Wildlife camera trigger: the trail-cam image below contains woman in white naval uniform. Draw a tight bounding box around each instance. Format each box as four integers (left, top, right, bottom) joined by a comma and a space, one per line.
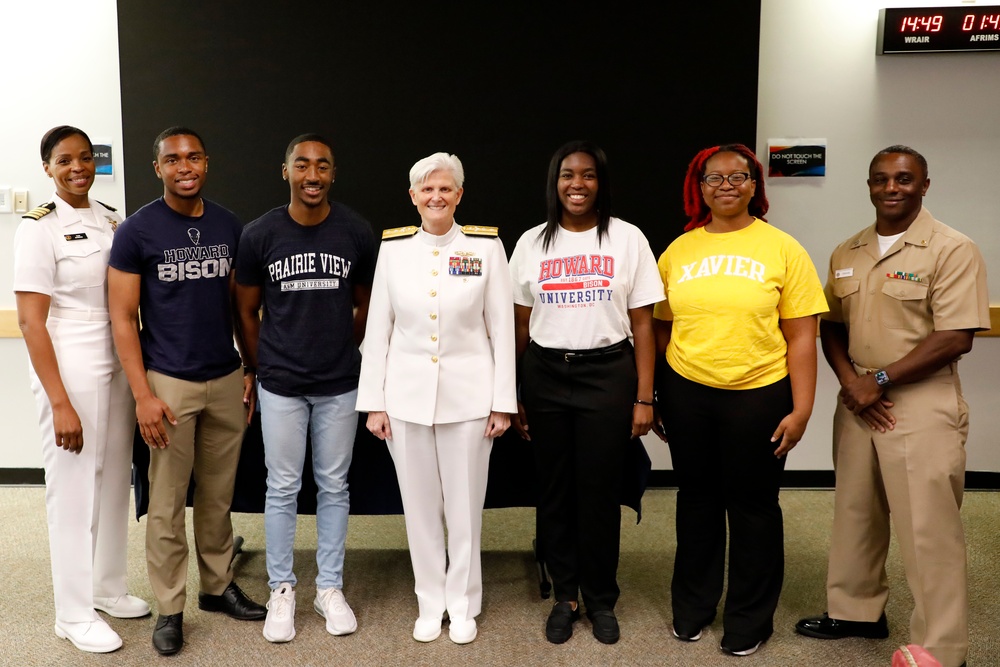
357, 152, 516, 645
14, 126, 149, 653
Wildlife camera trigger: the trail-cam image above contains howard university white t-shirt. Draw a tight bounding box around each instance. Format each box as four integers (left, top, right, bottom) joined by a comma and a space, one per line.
509, 217, 664, 350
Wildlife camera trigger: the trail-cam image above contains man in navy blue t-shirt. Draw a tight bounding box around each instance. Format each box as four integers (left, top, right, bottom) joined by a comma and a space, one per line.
235, 134, 376, 644
108, 127, 265, 657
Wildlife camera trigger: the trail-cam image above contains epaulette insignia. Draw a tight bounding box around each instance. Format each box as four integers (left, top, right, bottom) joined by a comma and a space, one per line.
95, 200, 117, 212
382, 225, 419, 240
460, 225, 498, 237
22, 202, 56, 221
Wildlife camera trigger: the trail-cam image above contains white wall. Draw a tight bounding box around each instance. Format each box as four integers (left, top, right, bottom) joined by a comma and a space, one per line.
0, 0, 125, 467
1, 0, 997, 473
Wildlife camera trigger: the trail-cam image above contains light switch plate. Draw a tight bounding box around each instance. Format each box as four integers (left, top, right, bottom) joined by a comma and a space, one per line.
13, 190, 28, 214
0, 186, 11, 213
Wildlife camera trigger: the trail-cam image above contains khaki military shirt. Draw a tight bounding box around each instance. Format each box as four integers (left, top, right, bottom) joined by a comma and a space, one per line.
823, 206, 989, 370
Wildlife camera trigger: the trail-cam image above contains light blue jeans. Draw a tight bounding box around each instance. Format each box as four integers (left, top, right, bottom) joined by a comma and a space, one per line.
259, 386, 358, 590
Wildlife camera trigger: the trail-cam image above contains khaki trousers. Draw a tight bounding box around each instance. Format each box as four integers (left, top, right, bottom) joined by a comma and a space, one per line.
145, 368, 246, 614
826, 367, 968, 667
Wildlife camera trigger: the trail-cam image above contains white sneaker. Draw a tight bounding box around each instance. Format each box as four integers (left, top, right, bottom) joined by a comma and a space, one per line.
54, 618, 123, 653
448, 618, 477, 644
263, 583, 296, 643
413, 616, 443, 642
94, 594, 151, 619
314, 588, 357, 636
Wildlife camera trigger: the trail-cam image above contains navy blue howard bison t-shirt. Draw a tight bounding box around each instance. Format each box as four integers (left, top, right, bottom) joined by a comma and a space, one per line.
109, 198, 243, 382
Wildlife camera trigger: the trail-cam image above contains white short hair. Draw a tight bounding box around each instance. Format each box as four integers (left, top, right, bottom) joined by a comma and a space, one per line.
409, 152, 464, 189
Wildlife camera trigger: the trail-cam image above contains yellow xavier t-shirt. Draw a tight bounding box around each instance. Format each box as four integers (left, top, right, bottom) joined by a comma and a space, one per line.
653, 219, 828, 389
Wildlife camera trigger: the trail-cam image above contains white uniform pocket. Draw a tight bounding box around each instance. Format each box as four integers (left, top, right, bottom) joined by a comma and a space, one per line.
59, 240, 106, 288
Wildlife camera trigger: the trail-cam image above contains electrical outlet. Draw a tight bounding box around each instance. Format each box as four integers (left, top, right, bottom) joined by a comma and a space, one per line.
0, 186, 11, 213
13, 190, 28, 214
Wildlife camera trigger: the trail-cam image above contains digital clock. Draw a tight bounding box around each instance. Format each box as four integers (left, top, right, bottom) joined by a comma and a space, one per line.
878, 6, 1000, 54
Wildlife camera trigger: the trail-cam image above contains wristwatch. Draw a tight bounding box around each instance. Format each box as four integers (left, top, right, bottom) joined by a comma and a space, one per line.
873, 369, 891, 387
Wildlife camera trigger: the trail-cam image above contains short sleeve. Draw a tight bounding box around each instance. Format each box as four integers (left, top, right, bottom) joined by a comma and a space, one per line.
234, 224, 264, 286
929, 239, 990, 331
820, 252, 844, 323
626, 227, 666, 309
652, 249, 673, 321
354, 217, 378, 288
13, 220, 56, 295
509, 232, 535, 307
108, 219, 144, 274
777, 240, 828, 319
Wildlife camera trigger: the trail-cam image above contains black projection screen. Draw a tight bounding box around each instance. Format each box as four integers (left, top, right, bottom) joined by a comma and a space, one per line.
117, 3, 761, 256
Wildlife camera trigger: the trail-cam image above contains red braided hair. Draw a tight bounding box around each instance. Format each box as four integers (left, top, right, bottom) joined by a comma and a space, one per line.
682, 143, 768, 231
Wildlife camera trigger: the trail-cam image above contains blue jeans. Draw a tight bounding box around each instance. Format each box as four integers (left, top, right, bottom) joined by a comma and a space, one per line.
259, 386, 358, 590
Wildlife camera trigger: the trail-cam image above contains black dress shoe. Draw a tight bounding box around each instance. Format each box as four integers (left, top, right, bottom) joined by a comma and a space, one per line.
198, 582, 266, 621
795, 612, 889, 639
152, 612, 183, 656
545, 601, 580, 644
588, 609, 620, 645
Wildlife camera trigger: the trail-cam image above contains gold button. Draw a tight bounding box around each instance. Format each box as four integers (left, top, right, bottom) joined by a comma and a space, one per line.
430, 290, 437, 297
431, 356, 438, 363
432, 249, 440, 256
431, 335, 438, 341
431, 269, 438, 276
430, 313, 437, 320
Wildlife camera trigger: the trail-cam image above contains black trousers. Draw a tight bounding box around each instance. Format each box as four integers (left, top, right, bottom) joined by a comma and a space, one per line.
522, 341, 636, 612
658, 365, 790, 644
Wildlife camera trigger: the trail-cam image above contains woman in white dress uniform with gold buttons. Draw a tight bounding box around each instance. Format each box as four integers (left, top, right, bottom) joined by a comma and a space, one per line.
14, 126, 149, 653
357, 152, 516, 645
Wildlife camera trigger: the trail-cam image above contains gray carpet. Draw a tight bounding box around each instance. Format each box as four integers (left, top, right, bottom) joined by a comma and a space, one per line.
1, 487, 997, 666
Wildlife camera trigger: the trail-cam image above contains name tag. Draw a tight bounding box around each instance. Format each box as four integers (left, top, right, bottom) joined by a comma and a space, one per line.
834, 268, 853, 279
64, 233, 89, 241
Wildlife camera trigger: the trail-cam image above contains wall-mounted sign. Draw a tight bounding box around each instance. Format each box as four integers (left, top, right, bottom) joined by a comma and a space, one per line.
93, 139, 113, 178
878, 6, 1000, 54
767, 139, 826, 178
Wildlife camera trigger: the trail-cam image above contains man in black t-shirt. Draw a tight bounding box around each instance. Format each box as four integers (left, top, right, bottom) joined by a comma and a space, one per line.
109, 127, 265, 657
234, 134, 376, 644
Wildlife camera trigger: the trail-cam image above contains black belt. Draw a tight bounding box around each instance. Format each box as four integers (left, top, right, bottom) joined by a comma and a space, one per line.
530, 339, 629, 363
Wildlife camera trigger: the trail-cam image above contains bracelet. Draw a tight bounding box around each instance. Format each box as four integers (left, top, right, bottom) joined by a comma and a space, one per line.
243, 366, 257, 375
634, 399, 654, 406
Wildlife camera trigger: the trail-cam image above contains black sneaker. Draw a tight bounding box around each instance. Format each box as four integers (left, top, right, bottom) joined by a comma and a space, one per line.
588, 609, 620, 645
720, 631, 770, 657
672, 614, 714, 642
720, 638, 763, 656
545, 601, 580, 644
672, 623, 704, 642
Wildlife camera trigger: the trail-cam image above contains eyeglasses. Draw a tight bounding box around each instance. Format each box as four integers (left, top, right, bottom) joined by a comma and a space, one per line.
702, 172, 751, 187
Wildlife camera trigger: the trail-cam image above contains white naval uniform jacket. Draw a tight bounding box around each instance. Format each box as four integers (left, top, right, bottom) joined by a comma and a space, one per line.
356, 222, 517, 426
14, 193, 123, 314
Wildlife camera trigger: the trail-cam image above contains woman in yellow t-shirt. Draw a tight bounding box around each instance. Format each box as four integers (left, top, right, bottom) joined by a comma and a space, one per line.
653, 144, 827, 657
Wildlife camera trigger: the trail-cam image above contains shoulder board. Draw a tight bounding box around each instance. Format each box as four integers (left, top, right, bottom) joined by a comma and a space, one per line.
94, 200, 117, 212
22, 202, 56, 221
382, 225, 419, 240
460, 225, 498, 237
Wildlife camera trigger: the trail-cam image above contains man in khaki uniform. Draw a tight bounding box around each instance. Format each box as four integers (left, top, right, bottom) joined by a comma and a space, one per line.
795, 146, 988, 667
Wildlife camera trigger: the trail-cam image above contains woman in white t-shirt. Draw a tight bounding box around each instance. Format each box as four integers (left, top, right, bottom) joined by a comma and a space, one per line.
14, 126, 149, 653
509, 140, 664, 645
653, 144, 827, 657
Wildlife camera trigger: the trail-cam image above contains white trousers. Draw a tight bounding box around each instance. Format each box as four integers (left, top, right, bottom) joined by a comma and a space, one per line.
386, 417, 492, 623
30, 317, 135, 623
